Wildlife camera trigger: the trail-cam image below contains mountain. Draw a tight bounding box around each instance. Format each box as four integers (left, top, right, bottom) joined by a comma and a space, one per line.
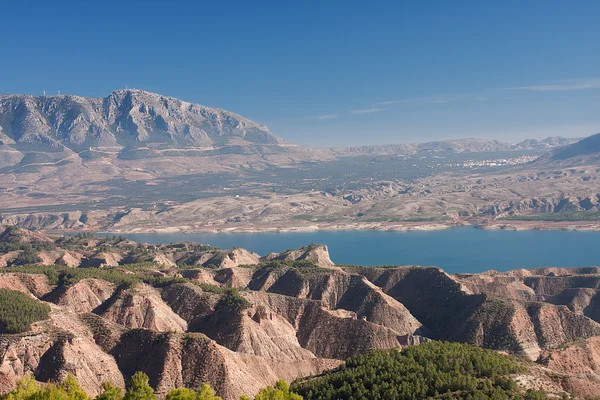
0, 90, 282, 150
512, 136, 582, 151
0, 90, 334, 209
548, 132, 600, 161
526, 133, 600, 167
0, 90, 579, 168
0, 228, 598, 398
0, 89, 337, 177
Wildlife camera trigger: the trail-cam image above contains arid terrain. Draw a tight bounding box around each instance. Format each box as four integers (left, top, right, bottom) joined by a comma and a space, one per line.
1, 90, 599, 233
1, 226, 600, 398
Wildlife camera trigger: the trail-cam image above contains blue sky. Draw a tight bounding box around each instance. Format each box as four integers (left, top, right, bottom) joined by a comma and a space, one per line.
1, 0, 599, 147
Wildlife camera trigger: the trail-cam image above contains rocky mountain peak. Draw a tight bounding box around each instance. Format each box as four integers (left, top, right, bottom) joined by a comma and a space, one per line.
0, 90, 283, 150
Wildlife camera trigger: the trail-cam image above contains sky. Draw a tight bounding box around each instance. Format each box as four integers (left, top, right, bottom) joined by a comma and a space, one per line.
1, 0, 599, 147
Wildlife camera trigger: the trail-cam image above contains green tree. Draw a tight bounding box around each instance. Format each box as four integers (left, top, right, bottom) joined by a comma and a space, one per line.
0, 288, 51, 333
197, 384, 221, 400
4, 376, 40, 400
11, 245, 41, 266
123, 373, 156, 400
40, 384, 71, 400
254, 381, 301, 400
61, 374, 88, 400
292, 341, 548, 400
95, 382, 123, 400
165, 388, 196, 400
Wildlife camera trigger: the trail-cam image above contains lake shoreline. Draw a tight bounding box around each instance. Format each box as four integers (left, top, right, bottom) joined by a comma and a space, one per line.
92, 226, 600, 273
83, 219, 600, 235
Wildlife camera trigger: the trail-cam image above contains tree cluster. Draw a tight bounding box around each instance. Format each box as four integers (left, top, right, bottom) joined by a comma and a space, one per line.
292, 341, 550, 400
0, 289, 51, 333
1, 373, 297, 400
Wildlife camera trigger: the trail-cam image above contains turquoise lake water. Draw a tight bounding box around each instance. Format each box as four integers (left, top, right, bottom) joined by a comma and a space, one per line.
120, 227, 600, 274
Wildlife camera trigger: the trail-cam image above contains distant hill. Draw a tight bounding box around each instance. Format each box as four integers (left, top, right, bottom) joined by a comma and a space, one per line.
529, 133, 600, 165
330, 136, 580, 156
513, 136, 582, 151
549, 132, 600, 161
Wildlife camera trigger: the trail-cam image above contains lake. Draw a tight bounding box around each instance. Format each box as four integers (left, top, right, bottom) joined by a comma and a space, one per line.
118, 227, 600, 274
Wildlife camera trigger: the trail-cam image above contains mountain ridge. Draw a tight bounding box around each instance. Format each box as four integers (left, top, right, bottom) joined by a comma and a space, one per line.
0, 90, 597, 232
0, 89, 581, 154
0, 89, 283, 151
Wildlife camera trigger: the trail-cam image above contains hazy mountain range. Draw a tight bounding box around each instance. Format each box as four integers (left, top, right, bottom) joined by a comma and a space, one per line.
0, 90, 599, 231
0, 90, 583, 165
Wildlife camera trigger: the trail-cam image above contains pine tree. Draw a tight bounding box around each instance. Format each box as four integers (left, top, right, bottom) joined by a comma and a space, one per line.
95, 382, 123, 400
165, 388, 196, 400
254, 380, 302, 400
197, 384, 221, 400
123, 372, 156, 400
61, 374, 88, 400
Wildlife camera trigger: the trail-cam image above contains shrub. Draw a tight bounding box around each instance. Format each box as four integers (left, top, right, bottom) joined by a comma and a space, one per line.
216, 289, 251, 311
10, 246, 41, 267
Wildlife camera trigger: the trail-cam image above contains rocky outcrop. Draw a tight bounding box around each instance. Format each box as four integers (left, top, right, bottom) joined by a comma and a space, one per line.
99, 284, 187, 332
527, 303, 600, 349
247, 292, 404, 360
547, 288, 597, 313
538, 337, 600, 398
0, 307, 125, 397
0, 226, 54, 245
44, 279, 117, 313
250, 268, 422, 336
347, 266, 600, 360
347, 266, 482, 339
213, 267, 255, 288
198, 302, 316, 362
262, 244, 335, 268
113, 330, 337, 399
181, 269, 219, 285
160, 283, 218, 331
0, 333, 54, 393
455, 272, 538, 301
0, 273, 52, 298
55, 250, 85, 268
36, 337, 125, 397
81, 252, 123, 268
222, 249, 261, 268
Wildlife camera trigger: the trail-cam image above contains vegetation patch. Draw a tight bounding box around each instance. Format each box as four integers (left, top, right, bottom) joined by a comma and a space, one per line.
0, 265, 186, 289
257, 260, 331, 275
0, 289, 51, 333
216, 288, 251, 311
292, 341, 549, 400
